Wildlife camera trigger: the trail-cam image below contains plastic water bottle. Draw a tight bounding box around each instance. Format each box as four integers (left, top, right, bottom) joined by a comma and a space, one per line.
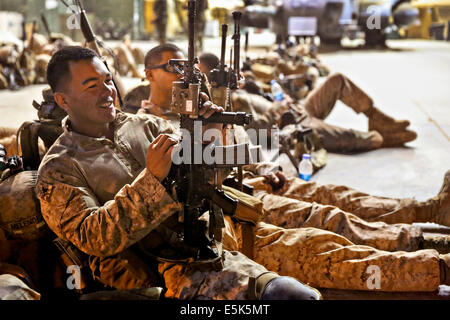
270, 80, 284, 101
299, 154, 313, 181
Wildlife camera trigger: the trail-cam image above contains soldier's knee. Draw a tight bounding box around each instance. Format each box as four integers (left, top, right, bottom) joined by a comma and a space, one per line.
329, 72, 345, 83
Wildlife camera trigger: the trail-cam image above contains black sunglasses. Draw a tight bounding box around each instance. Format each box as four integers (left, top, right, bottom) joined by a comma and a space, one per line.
146, 62, 178, 74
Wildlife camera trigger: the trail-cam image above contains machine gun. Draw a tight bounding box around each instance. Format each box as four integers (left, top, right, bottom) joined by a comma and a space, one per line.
271, 122, 313, 175
71, 0, 124, 108
164, 0, 256, 262
209, 24, 230, 110
242, 30, 252, 72
0, 144, 23, 181
228, 11, 242, 91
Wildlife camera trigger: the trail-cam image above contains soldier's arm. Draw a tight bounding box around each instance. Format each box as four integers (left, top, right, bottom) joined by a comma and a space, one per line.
242, 162, 282, 177
231, 91, 286, 130
36, 161, 182, 258
36, 116, 181, 258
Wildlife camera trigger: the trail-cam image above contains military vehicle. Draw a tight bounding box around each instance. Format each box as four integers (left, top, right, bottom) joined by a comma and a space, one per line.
356, 0, 419, 45
240, 0, 419, 45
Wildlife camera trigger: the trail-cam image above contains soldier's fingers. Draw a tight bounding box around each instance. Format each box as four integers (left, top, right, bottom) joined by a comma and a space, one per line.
151, 134, 165, 145
152, 134, 170, 150
164, 144, 176, 157
161, 137, 178, 153
275, 171, 287, 183
199, 92, 210, 103
203, 104, 223, 119
199, 101, 212, 116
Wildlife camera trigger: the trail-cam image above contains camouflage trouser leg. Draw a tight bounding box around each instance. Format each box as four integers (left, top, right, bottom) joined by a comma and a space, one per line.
252, 222, 440, 292
89, 249, 161, 290
300, 117, 377, 152
158, 250, 268, 300
244, 178, 423, 252
303, 72, 373, 119
300, 72, 376, 152
280, 177, 431, 225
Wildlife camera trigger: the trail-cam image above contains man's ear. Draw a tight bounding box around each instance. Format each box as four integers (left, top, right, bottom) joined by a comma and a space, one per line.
145, 69, 153, 81
53, 92, 70, 113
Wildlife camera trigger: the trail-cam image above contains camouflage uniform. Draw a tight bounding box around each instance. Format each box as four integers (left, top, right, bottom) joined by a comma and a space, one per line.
221, 175, 445, 291
36, 112, 271, 299
0, 127, 18, 156
136, 106, 446, 292
153, 0, 168, 45
114, 43, 142, 78
233, 73, 386, 153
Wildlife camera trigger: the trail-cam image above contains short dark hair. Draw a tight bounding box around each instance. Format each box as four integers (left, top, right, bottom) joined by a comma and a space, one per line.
199, 52, 219, 71
144, 43, 181, 69
46, 46, 98, 92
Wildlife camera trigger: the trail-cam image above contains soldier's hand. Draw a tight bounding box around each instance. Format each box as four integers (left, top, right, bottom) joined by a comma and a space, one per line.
146, 134, 178, 181
264, 170, 288, 192
199, 92, 224, 118
199, 92, 224, 143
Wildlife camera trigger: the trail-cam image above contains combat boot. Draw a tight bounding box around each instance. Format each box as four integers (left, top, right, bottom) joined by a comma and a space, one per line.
379, 129, 417, 147
439, 253, 450, 285
367, 107, 410, 133
416, 170, 450, 226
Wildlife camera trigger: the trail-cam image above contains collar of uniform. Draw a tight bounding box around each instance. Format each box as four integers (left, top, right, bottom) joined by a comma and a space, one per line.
60, 111, 129, 150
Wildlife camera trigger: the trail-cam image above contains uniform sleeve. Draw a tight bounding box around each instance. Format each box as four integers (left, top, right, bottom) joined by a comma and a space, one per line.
36, 159, 182, 258
231, 91, 289, 130
242, 162, 282, 177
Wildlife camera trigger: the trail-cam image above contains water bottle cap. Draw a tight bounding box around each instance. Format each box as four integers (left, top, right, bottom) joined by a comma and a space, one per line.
270, 80, 276, 85
302, 154, 311, 160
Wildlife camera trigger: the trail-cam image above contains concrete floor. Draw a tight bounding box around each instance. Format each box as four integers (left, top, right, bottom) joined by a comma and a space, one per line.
313, 40, 450, 201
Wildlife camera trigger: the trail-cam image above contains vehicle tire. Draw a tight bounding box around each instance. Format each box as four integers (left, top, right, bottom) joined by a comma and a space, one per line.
364, 29, 386, 46
321, 37, 341, 46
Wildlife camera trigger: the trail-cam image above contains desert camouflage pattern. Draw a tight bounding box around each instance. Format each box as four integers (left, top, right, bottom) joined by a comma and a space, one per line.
222, 211, 441, 291
252, 223, 440, 292
233, 72, 383, 152
244, 176, 424, 252
160, 250, 268, 299
36, 111, 272, 298
114, 43, 143, 78
0, 127, 18, 156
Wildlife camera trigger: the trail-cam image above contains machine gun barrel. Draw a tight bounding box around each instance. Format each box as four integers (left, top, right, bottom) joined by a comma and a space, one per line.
244, 31, 249, 59
232, 11, 242, 75
220, 24, 228, 74
186, 0, 197, 84
209, 24, 229, 90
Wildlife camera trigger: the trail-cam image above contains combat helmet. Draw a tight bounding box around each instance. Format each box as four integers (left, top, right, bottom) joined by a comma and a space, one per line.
0, 170, 51, 241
